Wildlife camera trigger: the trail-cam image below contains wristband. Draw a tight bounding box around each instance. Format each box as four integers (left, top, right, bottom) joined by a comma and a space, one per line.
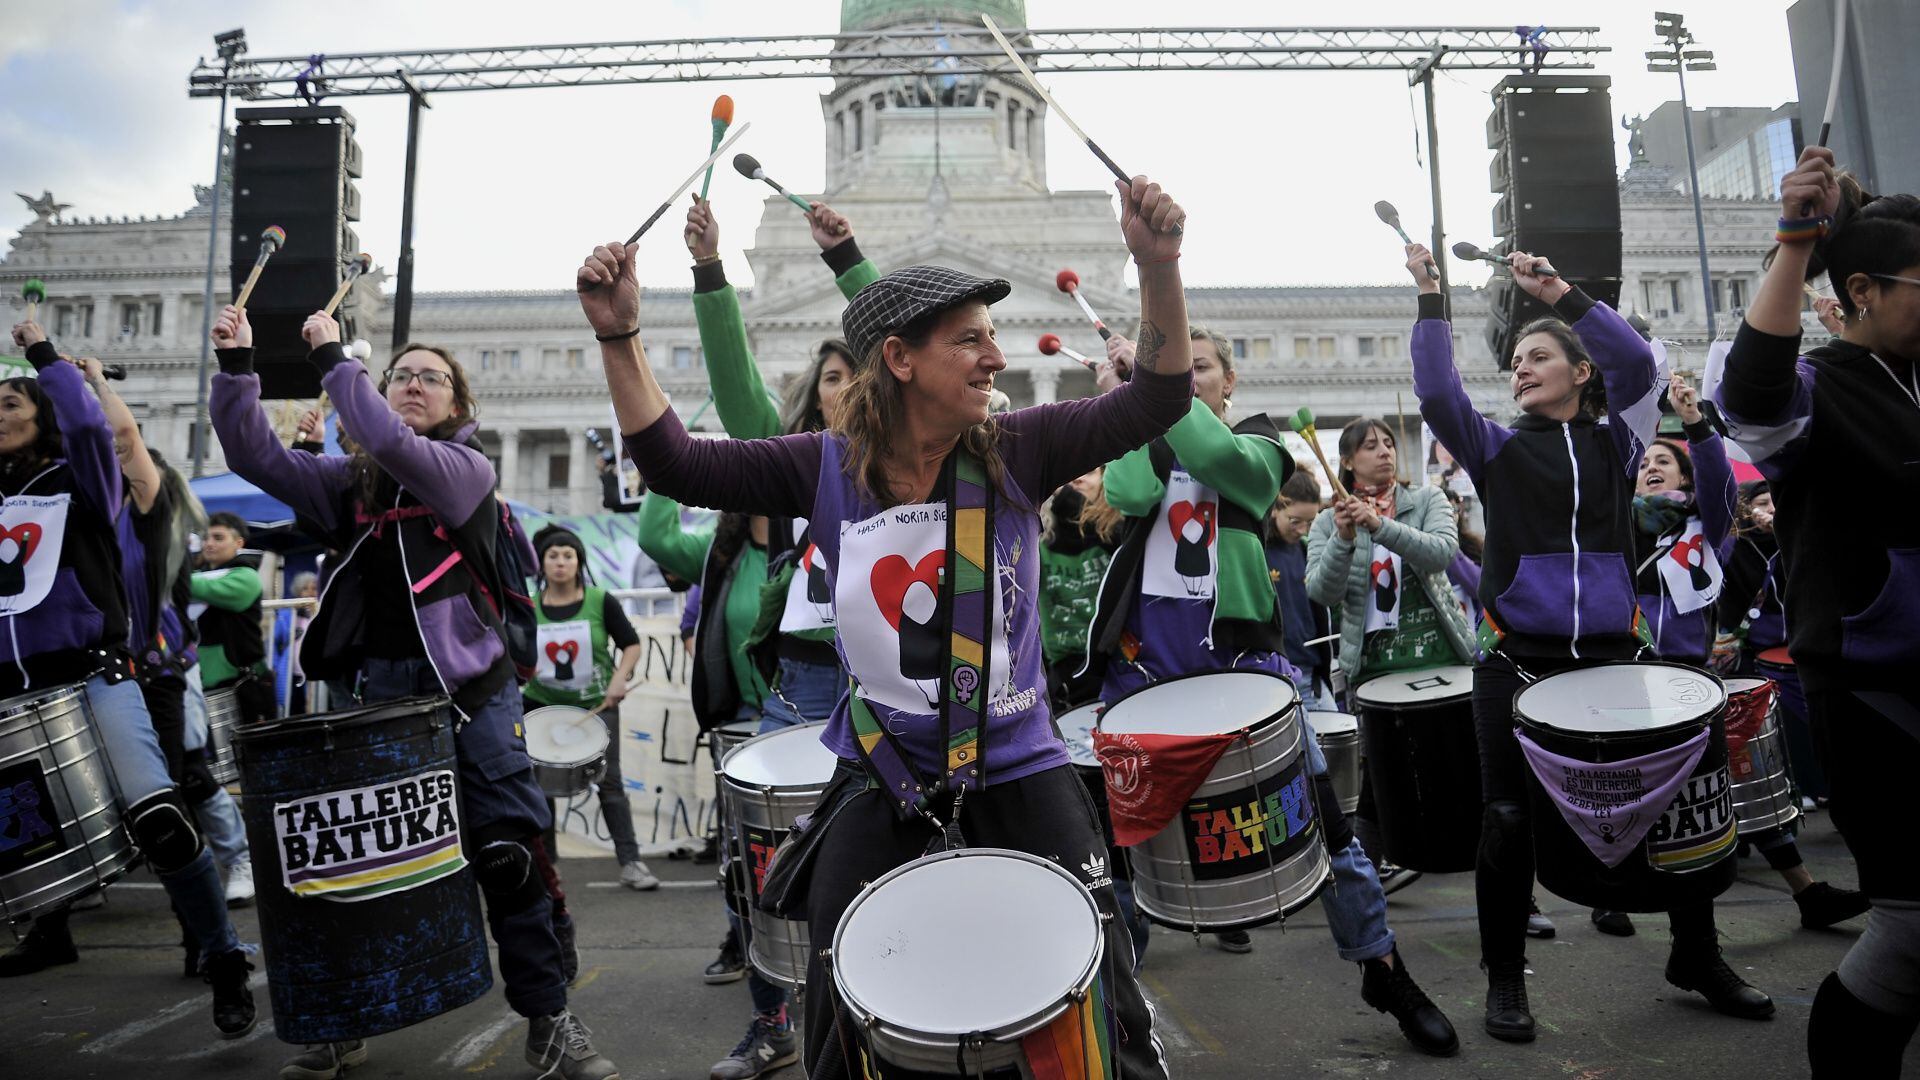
595, 326, 641, 343
1776, 215, 1830, 244
692, 253, 720, 266
1134, 253, 1181, 265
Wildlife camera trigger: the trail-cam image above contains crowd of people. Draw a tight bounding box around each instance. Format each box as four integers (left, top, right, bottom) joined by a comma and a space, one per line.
1, 142, 1914, 1080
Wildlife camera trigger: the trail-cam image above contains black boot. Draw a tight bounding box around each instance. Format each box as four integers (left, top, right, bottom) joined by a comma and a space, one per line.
181, 924, 202, 979
0, 911, 77, 976
1795, 882, 1871, 929
704, 927, 746, 984
1360, 949, 1458, 1056
1809, 971, 1920, 1079
1591, 908, 1636, 936
203, 947, 258, 1038
1482, 961, 1535, 1043
1665, 939, 1774, 1020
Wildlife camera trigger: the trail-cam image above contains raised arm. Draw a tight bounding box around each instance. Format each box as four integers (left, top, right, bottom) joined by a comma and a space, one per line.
15, 328, 120, 520
1404, 245, 1509, 491
209, 306, 351, 533
79, 358, 161, 514
636, 489, 715, 585
1101, 441, 1166, 517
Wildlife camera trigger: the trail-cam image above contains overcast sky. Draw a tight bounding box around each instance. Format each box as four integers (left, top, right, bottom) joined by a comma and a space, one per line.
0, 1, 1807, 293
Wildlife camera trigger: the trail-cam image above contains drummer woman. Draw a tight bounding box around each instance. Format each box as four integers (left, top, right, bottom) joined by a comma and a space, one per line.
523, 526, 652, 890
1404, 241, 1774, 1042
1090, 328, 1459, 1056
208, 309, 617, 1080
590, 175, 1189, 1080
0, 323, 255, 1035
1039, 466, 1122, 711
1713, 147, 1920, 1074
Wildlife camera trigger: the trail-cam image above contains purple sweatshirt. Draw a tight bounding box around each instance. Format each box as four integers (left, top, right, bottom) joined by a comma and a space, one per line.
625, 366, 1192, 785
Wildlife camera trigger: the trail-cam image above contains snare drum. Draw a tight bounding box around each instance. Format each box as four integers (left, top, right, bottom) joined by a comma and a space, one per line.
720, 722, 838, 989
1353, 666, 1481, 872
0, 686, 137, 926
204, 687, 241, 785
1055, 701, 1103, 779
710, 719, 761, 770
1098, 670, 1330, 931
1723, 678, 1799, 835
1308, 712, 1362, 816
1515, 663, 1736, 913
236, 696, 492, 1042
831, 848, 1105, 1076
523, 706, 609, 798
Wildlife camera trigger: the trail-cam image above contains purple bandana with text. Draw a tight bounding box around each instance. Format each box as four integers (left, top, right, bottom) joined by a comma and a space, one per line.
1514, 726, 1712, 867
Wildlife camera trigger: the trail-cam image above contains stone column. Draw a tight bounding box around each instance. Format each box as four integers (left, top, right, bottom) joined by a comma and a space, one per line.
1029, 364, 1059, 405
568, 429, 593, 514
498, 428, 522, 501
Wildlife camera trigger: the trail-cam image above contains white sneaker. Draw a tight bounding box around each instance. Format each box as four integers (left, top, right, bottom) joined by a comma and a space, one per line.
225, 857, 256, 907
620, 861, 660, 892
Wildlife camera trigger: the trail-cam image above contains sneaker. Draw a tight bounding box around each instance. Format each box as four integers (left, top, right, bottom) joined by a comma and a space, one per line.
705, 929, 747, 984
1377, 864, 1424, 897
1215, 929, 1254, 954
204, 947, 258, 1038
1526, 897, 1556, 939
1482, 962, 1536, 1043
1360, 949, 1459, 1056
1591, 908, 1636, 937
225, 857, 257, 907
280, 1040, 369, 1080
1795, 882, 1871, 929
554, 910, 580, 985
0, 916, 78, 977
525, 1009, 620, 1080
620, 861, 661, 892
1665, 942, 1775, 1020
691, 833, 720, 865
710, 1010, 798, 1079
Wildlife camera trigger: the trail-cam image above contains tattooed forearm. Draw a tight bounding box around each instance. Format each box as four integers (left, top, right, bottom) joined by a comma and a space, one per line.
1134, 320, 1168, 374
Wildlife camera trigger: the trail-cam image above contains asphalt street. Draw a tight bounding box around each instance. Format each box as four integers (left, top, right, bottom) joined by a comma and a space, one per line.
4, 811, 1908, 1079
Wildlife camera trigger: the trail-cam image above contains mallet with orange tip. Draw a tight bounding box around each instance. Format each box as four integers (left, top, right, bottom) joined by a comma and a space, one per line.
1289, 407, 1350, 501
700, 95, 734, 203
322, 253, 373, 318
234, 225, 286, 310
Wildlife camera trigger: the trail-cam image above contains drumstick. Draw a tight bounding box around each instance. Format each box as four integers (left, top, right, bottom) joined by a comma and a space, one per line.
627, 122, 753, 244
1375, 201, 1438, 280
1289, 407, 1350, 502
700, 95, 733, 202
1055, 269, 1111, 340
1816, 0, 1849, 149
1036, 333, 1097, 371
234, 225, 286, 311
321, 253, 373, 318
21, 278, 44, 324
1396, 393, 1411, 486
981, 14, 1181, 237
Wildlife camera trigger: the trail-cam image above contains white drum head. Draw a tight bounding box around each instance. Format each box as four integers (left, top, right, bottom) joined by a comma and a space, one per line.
834, 849, 1101, 1037
1516, 664, 1725, 734
1057, 703, 1103, 769
1310, 712, 1359, 738
1354, 665, 1474, 707
1724, 678, 1769, 696
722, 722, 838, 789
717, 719, 761, 739
524, 707, 609, 766
1100, 671, 1297, 738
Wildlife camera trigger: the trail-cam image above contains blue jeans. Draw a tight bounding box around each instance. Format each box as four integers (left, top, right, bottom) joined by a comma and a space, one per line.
361, 659, 566, 1017
180, 665, 250, 868
757, 656, 841, 731
1300, 713, 1396, 963
85, 675, 239, 959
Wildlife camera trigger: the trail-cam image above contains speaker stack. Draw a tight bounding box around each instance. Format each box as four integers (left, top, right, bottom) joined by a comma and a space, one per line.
1483, 75, 1623, 369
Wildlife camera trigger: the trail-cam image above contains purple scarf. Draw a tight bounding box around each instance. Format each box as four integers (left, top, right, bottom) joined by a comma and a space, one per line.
1514, 725, 1712, 867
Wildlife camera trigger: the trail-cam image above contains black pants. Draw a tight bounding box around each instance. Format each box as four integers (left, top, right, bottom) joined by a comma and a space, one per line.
140, 676, 218, 803
802, 764, 1169, 1080
1473, 654, 1716, 969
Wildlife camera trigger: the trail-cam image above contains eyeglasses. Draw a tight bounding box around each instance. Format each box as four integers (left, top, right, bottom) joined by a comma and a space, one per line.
385, 368, 453, 390
1869, 274, 1920, 289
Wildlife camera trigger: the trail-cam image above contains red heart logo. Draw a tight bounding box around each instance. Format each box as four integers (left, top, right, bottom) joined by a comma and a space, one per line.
544, 640, 578, 664
0, 523, 42, 566
1166, 501, 1216, 546
871, 551, 944, 632
1669, 534, 1705, 570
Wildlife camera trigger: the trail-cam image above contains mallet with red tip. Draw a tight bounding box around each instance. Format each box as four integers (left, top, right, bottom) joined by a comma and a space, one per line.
1056, 268, 1110, 340
1037, 333, 1097, 371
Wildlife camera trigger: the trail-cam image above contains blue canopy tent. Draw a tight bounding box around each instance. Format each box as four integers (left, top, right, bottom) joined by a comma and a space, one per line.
189, 471, 300, 531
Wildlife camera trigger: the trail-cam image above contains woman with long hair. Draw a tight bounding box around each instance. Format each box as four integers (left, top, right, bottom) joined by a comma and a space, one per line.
1406, 240, 1774, 1042
209, 307, 617, 1080
587, 174, 1190, 1080
1714, 146, 1920, 1075
0, 324, 254, 1038
1039, 466, 1123, 710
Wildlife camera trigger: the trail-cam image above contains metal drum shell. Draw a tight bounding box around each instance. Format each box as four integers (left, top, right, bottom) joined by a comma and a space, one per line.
1724, 679, 1800, 836
830, 848, 1103, 1075
204, 687, 241, 785
1354, 668, 1483, 873
720, 722, 835, 990
523, 706, 609, 799
0, 686, 136, 925
1101, 670, 1331, 933
1309, 712, 1363, 816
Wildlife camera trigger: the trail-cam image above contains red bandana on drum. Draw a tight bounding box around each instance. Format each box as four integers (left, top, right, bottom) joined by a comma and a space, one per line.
1093, 728, 1239, 847
1723, 681, 1775, 774
1513, 725, 1712, 868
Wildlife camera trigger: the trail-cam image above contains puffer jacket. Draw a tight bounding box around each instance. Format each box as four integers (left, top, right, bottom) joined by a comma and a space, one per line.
1305, 481, 1475, 680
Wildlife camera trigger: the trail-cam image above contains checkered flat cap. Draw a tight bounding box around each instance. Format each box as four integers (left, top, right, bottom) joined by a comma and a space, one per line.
841, 265, 1012, 365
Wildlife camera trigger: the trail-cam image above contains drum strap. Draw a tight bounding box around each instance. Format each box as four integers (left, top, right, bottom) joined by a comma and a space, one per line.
846, 450, 994, 827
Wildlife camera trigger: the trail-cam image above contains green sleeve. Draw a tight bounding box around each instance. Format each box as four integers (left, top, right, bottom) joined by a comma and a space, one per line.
693, 284, 783, 441
1102, 442, 1164, 517
189, 566, 262, 611
837, 258, 881, 299
1162, 399, 1288, 516
636, 491, 715, 584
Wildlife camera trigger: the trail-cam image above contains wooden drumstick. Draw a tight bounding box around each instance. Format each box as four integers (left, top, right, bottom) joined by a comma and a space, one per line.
322, 253, 373, 318
1289, 407, 1350, 502
234, 226, 286, 311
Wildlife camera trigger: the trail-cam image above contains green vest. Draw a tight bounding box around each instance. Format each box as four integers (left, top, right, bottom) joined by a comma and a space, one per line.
525, 586, 612, 709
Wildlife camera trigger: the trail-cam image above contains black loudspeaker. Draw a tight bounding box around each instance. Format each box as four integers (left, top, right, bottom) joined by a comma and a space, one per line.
230, 106, 362, 398
1483, 75, 1622, 369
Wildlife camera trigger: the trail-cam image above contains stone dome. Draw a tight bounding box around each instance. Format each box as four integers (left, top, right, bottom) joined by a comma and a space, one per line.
840, 0, 1027, 32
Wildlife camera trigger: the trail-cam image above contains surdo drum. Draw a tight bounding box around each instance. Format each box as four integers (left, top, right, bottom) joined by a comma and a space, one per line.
1308, 712, 1362, 816
1353, 665, 1481, 872
710, 718, 761, 770
1722, 678, 1799, 835
831, 848, 1106, 1076
720, 722, 838, 989
1515, 663, 1736, 913
0, 686, 137, 926
204, 686, 242, 785
1098, 670, 1330, 931
522, 706, 609, 798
